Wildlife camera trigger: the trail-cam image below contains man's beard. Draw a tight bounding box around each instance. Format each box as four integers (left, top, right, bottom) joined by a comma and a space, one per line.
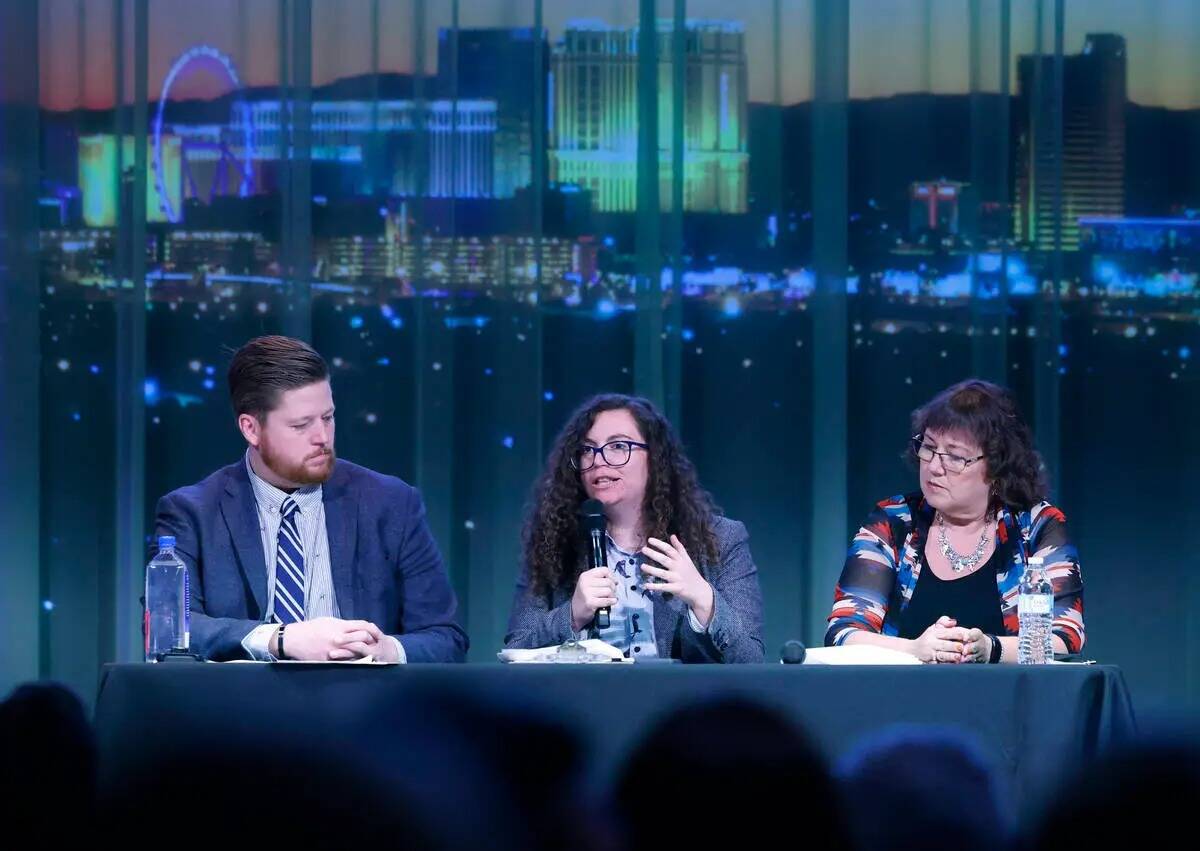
260, 440, 336, 485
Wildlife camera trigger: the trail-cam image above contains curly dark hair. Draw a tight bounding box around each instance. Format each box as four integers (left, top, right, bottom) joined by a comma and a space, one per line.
908, 379, 1048, 513
523, 394, 721, 597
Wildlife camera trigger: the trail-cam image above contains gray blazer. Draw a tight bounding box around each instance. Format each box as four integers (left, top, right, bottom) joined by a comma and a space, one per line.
504, 516, 764, 663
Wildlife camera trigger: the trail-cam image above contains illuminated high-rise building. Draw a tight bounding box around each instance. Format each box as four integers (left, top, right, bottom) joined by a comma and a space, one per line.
78, 134, 181, 227
437, 28, 548, 199
549, 19, 748, 214
1015, 34, 1126, 251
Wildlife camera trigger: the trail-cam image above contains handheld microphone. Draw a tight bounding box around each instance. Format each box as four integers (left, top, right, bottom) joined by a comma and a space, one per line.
780, 639, 807, 664
579, 498, 610, 630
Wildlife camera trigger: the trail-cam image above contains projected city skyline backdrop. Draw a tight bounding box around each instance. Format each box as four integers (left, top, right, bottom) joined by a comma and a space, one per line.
12, 0, 1199, 718
38, 0, 1200, 109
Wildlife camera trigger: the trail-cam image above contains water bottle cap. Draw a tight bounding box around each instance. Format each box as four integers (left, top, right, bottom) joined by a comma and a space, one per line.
158, 535, 176, 549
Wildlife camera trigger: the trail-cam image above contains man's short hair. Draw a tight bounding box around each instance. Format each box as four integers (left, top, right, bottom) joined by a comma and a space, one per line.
227, 335, 329, 421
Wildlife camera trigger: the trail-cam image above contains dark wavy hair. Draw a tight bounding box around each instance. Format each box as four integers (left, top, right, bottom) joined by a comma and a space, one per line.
523, 394, 720, 597
907, 379, 1048, 513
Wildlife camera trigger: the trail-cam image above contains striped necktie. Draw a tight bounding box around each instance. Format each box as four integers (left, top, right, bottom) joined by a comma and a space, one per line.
273, 496, 306, 624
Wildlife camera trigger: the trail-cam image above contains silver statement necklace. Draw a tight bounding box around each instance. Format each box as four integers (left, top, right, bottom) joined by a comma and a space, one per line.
937, 511, 991, 573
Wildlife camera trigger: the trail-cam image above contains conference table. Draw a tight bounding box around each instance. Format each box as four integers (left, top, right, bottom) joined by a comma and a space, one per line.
94, 662, 1135, 819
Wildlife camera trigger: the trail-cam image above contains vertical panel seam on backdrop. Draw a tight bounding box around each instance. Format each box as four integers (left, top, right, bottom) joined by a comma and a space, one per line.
808, 0, 849, 645
635, 0, 663, 408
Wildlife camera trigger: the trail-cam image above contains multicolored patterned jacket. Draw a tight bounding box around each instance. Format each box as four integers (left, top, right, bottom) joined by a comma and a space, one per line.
826, 493, 1085, 653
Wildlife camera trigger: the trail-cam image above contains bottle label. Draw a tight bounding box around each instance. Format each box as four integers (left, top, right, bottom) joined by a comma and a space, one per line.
1019, 594, 1053, 615
183, 564, 191, 650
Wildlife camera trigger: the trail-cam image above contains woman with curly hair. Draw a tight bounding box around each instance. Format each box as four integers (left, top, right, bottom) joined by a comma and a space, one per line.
826, 379, 1085, 664
505, 394, 764, 662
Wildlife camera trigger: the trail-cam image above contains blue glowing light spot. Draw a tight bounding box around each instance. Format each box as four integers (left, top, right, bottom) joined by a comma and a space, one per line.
502, 436, 515, 449
202, 378, 215, 390
349, 315, 364, 329
443, 315, 492, 329
1095, 260, 1120, 284
543, 391, 555, 401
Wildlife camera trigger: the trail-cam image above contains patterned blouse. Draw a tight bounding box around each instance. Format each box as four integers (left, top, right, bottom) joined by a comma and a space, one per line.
825, 493, 1085, 653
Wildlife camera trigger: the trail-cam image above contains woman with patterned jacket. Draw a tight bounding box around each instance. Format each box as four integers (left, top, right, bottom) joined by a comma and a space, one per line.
826, 379, 1084, 664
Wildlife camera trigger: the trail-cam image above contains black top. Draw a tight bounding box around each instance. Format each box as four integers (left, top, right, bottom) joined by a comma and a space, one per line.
895, 543, 1008, 639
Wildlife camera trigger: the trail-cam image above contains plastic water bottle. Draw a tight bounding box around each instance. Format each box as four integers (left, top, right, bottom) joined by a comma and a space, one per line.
1017, 555, 1053, 664
144, 535, 190, 661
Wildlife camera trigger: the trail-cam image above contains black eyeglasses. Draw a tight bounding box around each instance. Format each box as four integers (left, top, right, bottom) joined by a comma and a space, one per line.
571, 440, 649, 471
911, 434, 985, 474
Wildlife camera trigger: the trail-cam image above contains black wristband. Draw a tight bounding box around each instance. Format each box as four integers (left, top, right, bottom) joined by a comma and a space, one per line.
987, 633, 1002, 664
276, 623, 287, 660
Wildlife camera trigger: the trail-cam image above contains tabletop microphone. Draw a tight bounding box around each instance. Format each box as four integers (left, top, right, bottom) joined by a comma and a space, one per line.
780, 639, 807, 664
